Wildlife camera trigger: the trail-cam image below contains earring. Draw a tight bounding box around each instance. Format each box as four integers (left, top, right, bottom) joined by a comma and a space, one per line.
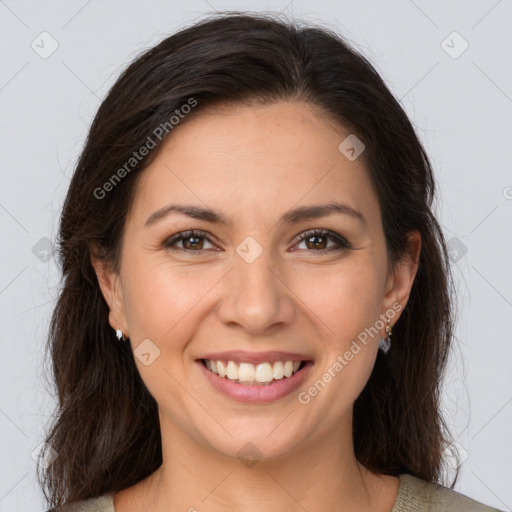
379, 316, 392, 354
115, 328, 127, 342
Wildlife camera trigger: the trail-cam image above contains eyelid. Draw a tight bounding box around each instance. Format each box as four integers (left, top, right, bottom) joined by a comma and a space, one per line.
163, 228, 351, 253
292, 228, 351, 251
163, 229, 219, 251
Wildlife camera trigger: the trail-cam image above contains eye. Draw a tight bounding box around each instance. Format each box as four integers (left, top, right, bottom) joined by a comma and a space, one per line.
292, 229, 351, 253
163, 229, 217, 251
162, 228, 351, 254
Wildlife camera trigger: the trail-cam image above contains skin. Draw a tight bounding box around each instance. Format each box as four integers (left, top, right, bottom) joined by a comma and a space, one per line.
92, 100, 421, 512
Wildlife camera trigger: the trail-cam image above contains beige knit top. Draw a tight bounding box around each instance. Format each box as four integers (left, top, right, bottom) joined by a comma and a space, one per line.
53, 473, 505, 511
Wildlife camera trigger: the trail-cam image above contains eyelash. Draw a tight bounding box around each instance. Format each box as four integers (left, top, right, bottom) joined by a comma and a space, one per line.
163, 228, 351, 254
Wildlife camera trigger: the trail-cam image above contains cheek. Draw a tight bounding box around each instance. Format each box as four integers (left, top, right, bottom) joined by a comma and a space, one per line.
121, 255, 218, 344
293, 258, 383, 343
292, 259, 382, 401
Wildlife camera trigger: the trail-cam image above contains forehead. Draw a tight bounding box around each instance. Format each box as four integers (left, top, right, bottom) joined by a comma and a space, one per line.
128, 100, 380, 231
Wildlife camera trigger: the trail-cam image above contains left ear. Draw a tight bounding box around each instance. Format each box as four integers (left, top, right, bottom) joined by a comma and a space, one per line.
382, 230, 421, 320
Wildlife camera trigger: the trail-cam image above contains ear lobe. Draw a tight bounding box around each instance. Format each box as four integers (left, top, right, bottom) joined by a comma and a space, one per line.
89, 244, 128, 334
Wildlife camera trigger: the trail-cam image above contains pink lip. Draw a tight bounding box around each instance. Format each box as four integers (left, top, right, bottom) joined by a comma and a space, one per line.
197, 350, 313, 365
196, 359, 314, 404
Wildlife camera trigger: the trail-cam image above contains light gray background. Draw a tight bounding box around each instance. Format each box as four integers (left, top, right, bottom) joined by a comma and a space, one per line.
1, 1, 511, 510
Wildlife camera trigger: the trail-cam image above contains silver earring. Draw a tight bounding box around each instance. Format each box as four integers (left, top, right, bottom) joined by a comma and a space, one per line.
115, 328, 127, 342
379, 316, 392, 354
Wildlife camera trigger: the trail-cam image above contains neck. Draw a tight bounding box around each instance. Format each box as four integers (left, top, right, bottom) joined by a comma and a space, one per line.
118, 409, 397, 512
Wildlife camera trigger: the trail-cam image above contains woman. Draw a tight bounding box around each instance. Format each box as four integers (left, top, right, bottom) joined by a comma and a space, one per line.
39, 12, 503, 512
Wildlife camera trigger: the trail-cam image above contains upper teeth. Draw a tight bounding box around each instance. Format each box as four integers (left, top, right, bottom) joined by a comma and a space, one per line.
205, 359, 302, 384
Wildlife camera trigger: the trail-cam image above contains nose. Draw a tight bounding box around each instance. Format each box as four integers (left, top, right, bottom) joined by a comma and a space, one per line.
216, 246, 295, 335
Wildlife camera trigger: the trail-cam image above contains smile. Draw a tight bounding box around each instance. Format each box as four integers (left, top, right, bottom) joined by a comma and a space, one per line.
196, 358, 314, 404
201, 358, 306, 385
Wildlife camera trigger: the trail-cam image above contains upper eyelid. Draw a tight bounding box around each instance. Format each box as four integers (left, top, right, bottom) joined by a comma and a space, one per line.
294, 229, 350, 248
166, 229, 221, 247
164, 228, 348, 250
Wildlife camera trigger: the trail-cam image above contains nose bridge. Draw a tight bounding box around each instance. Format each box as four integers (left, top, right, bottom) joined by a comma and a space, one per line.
217, 237, 294, 333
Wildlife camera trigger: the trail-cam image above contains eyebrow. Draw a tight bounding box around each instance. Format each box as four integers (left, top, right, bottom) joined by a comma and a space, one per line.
144, 202, 367, 229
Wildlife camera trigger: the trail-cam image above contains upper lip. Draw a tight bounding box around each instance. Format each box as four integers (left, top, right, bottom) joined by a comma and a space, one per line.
197, 350, 313, 365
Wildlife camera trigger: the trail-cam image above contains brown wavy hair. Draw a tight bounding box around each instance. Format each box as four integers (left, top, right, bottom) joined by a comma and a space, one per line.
38, 11, 458, 509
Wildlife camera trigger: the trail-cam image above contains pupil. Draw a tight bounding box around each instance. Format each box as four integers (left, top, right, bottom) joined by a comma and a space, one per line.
184, 236, 202, 249
307, 235, 326, 250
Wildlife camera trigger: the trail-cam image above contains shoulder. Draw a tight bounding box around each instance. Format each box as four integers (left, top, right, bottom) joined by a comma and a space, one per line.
393, 473, 505, 512
45, 492, 115, 512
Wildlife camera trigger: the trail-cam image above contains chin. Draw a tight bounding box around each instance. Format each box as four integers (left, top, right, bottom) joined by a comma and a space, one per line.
201, 424, 303, 464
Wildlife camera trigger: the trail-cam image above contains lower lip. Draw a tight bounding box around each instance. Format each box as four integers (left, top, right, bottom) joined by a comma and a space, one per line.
196, 360, 314, 404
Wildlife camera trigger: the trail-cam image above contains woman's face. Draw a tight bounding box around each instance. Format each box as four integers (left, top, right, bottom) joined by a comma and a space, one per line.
94, 100, 419, 460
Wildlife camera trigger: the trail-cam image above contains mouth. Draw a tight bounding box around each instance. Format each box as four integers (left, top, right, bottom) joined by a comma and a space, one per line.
199, 358, 309, 386
196, 356, 314, 403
